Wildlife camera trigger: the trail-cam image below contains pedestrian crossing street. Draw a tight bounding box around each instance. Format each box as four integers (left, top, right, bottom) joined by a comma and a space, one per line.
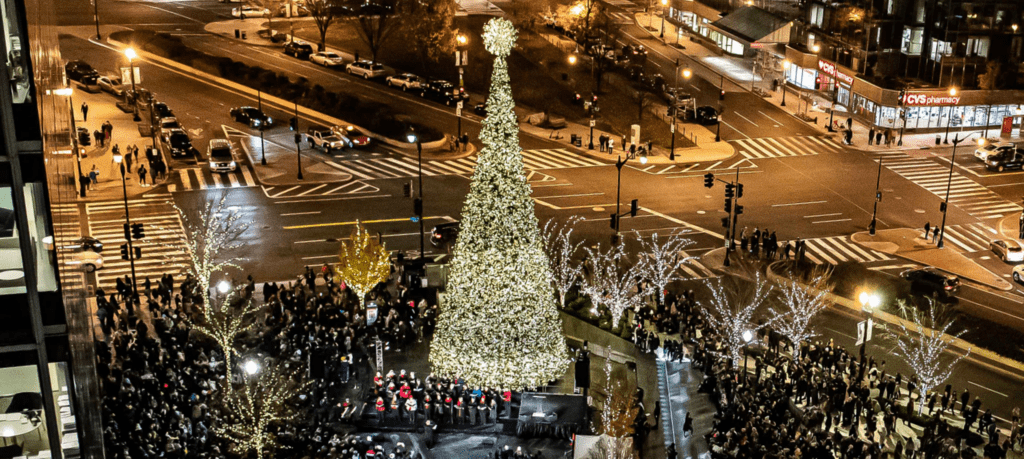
167, 166, 258, 193
631, 158, 756, 175
728, 136, 844, 159
262, 180, 379, 199
85, 193, 191, 292
323, 148, 604, 181
879, 155, 1022, 219
600, 0, 639, 8
678, 258, 716, 280
606, 11, 634, 23
797, 235, 903, 268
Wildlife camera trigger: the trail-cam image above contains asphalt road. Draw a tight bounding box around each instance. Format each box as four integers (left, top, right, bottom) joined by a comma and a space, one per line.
57, 0, 1024, 418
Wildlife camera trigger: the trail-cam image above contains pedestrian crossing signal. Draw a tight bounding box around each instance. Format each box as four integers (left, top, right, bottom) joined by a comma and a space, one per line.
724, 198, 732, 213
720, 90, 725, 100
130, 223, 145, 240
403, 182, 411, 198
610, 213, 617, 229
630, 199, 638, 217
735, 205, 743, 215
939, 202, 947, 212
704, 173, 714, 188
725, 183, 735, 198
413, 198, 423, 216
134, 247, 142, 259
737, 184, 744, 199
120, 244, 129, 261
289, 117, 298, 131
721, 217, 729, 228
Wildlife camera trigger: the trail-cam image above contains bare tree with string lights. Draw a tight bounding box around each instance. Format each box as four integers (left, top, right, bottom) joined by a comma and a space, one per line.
335, 221, 391, 303
584, 350, 638, 459
215, 360, 311, 459
633, 230, 693, 305
701, 273, 774, 367
190, 291, 264, 390
582, 243, 643, 323
887, 297, 970, 415
174, 194, 251, 311
540, 216, 585, 308
772, 266, 832, 359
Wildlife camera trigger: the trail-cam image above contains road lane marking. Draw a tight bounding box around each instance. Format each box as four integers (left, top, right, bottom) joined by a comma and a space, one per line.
284, 216, 447, 230
757, 110, 784, 126
968, 381, 1009, 398
273, 194, 392, 204
772, 200, 827, 207
811, 218, 852, 224
281, 211, 321, 216
720, 121, 749, 139
296, 184, 328, 196
804, 213, 842, 218
535, 193, 604, 199
955, 296, 1024, 323
733, 112, 759, 127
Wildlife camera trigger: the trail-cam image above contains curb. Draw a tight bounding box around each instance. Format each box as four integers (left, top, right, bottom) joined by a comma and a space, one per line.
107, 37, 449, 152
764, 260, 1024, 375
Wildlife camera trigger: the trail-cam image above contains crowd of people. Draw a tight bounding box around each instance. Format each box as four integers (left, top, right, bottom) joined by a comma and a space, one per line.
94, 262, 444, 459
626, 284, 1024, 459
368, 368, 513, 428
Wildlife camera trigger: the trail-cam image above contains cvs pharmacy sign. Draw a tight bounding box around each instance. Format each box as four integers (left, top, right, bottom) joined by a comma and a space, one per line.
817, 60, 854, 85
903, 93, 961, 106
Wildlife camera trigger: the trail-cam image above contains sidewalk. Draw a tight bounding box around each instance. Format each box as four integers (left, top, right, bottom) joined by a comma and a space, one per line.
851, 228, 1013, 291
635, 12, 1021, 153
73, 86, 170, 201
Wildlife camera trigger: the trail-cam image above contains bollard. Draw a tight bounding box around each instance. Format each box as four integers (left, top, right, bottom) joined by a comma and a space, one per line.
936, 136, 940, 145
241, 31, 247, 39
234, 29, 240, 39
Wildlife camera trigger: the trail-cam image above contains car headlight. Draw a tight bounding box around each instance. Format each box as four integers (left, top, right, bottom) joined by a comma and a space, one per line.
230, 161, 237, 167
267, 117, 273, 123
253, 120, 261, 126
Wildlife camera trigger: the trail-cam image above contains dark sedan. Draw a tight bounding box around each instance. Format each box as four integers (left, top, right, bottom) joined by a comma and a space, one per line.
695, 106, 719, 125
229, 106, 274, 129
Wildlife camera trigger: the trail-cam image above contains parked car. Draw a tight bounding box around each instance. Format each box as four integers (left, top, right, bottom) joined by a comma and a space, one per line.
900, 267, 961, 298
386, 73, 426, 91
162, 128, 193, 158
990, 238, 1024, 263
473, 103, 487, 117
153, 102, 173, 119
309, 51, 345, 68
65, 60, 98, 81
97, 75, 124, 96
231, 5, 270, 17
229, 106, 273, 129
974, 141, 1013, 161
1013, 264, 1024, 284
984, 149, 1024, 172
78, 73, 101, 92
695, 106, 719, 125
421, 79, 468, 105
306, 126, 348, 152
346, 60, 388, 79
333, 125, 371, 148
430, 221, 459, 248
159, 116, 181, 131
622, 44, 648, 57
284, 41, 314, 59
208, 139, 237, 173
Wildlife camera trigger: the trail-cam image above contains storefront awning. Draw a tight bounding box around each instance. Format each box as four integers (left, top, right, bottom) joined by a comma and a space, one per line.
710, 6, 790, 44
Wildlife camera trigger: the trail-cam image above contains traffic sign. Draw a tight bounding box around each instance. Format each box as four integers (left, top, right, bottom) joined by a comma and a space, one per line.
590, 119, 596, 127
457, 101, 464, 109
456, 107, 462, 117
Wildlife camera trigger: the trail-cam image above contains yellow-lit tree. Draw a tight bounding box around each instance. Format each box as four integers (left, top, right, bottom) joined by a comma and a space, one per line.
214, 360, 310, 459
336, 221, 391, 302
586, 353, 637, 459
190, 292, 264, 391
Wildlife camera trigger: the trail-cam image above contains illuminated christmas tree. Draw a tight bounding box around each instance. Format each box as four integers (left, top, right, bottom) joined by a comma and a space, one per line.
335, 221, 391, 302
429, 18, 568, 389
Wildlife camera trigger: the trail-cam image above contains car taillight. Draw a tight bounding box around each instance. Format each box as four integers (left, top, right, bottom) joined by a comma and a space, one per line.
945, 284, 954, 290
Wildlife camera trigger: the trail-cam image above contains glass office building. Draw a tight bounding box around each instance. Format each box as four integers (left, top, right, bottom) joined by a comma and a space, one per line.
0, 0, 102, 458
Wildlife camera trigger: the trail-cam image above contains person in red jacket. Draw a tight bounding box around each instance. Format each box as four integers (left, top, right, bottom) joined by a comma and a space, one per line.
375, 397, 385, 423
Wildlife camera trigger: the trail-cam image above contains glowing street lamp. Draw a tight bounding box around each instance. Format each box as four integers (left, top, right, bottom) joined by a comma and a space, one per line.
855, 290, 880, 383
243, 359, 260, 376
659, 0, 668, 39
568, 54, 577, 65
217, 280, 231, 294
781, 60, 791, 106
742, 329, 754, 381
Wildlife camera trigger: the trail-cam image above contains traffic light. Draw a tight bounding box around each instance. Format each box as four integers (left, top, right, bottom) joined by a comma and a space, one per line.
630, 199, 638, 217
123, 223, 130, 241
703, 173, 714, 188
939, 202, 947, 212
721, 217, 729, 228
735, 205, 744, 215
724, 198, 732, 213
413, 198, 423, 216
592, 94, 598, 103
289, 116, 298, 130
403, 182, 412, 198
610, 213, 617, 229
667, 107, 675, 117
720, 89, 726, 100
120, 243, 129, 261
724, 183, 735, 198
134, 246, 142, 259
294, 133, 302, 145
897, 89, 906, 106
130, 223, 145, 240
737, 183, 744, 198
611, 234, 620, 245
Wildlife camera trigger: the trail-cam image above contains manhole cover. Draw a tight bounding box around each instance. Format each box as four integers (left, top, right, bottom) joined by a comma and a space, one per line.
593, 207, 605, 212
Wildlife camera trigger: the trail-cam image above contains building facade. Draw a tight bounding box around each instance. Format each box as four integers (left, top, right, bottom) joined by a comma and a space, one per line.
0, 0, 101, 458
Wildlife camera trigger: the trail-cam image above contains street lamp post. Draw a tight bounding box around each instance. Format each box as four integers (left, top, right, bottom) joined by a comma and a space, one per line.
856, 291, 879, 385
294, 102, 303, 180
113, 153, 139, 296
93, 0, 101, 40
943, 87, 957, 144
659, 0, 667, 39
671, 66, 692, 161
781, 60, 790, 106
869, 158, 882, 235
408, 134, 425, 260
258, 88, 266, 166
716, 104, 723, 142
456, 34, 467, 143
614, 153, 648, 239
937, 133, 977, 248
741, 329, 753, 383
125, 48, 141, 122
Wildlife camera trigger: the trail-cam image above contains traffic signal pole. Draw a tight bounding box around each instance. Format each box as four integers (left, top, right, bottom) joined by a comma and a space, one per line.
118, 163, 138, 295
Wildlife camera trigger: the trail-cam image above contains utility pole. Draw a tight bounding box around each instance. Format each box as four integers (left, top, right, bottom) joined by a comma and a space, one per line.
294, 102, 303, 180
869, 158, 881, 235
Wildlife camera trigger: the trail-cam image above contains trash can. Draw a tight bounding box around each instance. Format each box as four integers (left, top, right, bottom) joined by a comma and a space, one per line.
241, 31, 247, 40
234, 29, 240, 39
570, 134, 578, 145
936, 136, 941, 145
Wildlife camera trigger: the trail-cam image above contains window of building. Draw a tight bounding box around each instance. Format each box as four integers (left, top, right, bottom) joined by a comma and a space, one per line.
0, 182, 58, 297
967, 37, 990, 57
0, 350, 80, 459
902, 26, 924, 55
930, 39, 952, 61
809, 4, 824, 28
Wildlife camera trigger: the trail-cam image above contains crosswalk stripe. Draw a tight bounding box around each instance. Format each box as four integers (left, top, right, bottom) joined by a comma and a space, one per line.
679, 264, 701, 278
227, 173, 239, 187
241, 167, 256, 186
427, 160, 471, 175
822, 237, 869, 262
776, 137, 811, 155
384, 157, 433, 176
939, 228, 977, 253
743, 139, 774, 158
212, 174, 224, 188
804, 242, 839, 265
764, 138, 794, 156
180, 170, 192, 190
687, 260, 715, 278
197, 170, 209, 190
270, 185, 301, 198
325, 161, 375, 180
297, 184, 327, 196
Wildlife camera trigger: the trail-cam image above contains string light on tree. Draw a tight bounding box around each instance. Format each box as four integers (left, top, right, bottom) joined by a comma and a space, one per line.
428, 18, 568, 390
633, 230, 694, 305
773, 267, 833, 359
887, 297, 971, 415
335, 221, 391, 302
174, 194, 251, 312
701, 274, 773, 367
189, 292, 265, 390
540, 216, 585, 308
586, 349, 638, 459
214, 360, 311, 459
582, 243, 642, 323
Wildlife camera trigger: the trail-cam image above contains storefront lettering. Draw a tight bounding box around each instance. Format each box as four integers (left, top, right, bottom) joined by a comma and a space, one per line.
903, 93, 961, 106
817, 60, 854, 85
